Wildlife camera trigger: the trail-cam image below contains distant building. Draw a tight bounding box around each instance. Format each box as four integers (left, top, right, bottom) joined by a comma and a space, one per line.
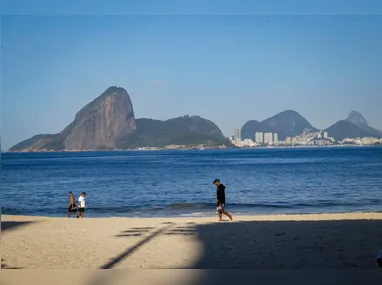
264, 132, 273, 144
234, 128, 241, 140
273, 133, 278, 144
323, 132, 328, 139
314, 137, 332, 146
285, 137, 292, 144
255, 132, 264, 143
317, 132, 322, 139
243, 139, 255, 147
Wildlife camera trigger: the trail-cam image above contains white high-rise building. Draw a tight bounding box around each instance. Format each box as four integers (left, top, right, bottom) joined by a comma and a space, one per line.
255, 132, 264, 143
317, 132, 322, 139
323, 132, 328, 139
264, 132, 273, 144
273, 133, 278, 143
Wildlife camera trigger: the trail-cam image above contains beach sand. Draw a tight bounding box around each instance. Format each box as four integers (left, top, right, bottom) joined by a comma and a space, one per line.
2, 213, 382, 270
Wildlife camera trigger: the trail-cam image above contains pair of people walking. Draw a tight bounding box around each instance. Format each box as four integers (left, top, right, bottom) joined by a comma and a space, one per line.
68, 192, 86, 218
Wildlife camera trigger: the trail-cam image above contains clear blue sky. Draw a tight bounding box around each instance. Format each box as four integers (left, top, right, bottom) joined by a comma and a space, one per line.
1, 1, 382, 150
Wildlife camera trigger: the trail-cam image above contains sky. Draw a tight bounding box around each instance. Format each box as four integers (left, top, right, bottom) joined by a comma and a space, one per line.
1, 1, 382, 150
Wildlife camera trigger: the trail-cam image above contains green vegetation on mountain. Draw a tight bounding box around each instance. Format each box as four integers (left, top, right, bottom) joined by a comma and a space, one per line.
118, 116, 230, 148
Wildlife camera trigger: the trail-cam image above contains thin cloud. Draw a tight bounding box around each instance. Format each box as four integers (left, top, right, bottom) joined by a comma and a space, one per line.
149, 80, 163, 86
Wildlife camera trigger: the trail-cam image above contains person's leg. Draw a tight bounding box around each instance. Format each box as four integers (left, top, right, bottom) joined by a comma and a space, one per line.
68, 211, 71, 218
223, 210, 233, 221
217, 204, 223, 221
79, 208, 84, 218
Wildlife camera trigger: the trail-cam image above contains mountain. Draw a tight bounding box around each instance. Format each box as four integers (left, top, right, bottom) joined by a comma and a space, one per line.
9, 87, 230, 152
241, 110, 318, 140
325, 111, 382, 141
117, 116, 228, 148
10, 86, 136, 152
345, 111, 368, 127
241, 120, 268, 140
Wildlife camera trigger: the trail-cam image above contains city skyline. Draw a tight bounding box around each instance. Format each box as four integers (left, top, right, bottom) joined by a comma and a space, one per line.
230, 128, 381, 148
2, 11, 382, 149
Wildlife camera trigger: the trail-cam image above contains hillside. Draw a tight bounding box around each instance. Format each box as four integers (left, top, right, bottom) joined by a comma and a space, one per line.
118, 116, 229, 148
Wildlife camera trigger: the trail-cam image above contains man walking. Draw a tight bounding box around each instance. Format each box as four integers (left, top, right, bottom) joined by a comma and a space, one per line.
68, 192, 80, 218
78, 192, 87, 218
213, 179, 233, 222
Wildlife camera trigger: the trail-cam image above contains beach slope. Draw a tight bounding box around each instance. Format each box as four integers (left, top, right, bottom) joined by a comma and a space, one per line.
2, 213, 382, 269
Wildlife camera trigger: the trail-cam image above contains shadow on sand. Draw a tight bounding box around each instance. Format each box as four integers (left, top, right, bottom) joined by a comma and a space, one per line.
1, 221, 34, 270
190, 219, 382, 269
88, 219, 382, 285
1, 259, 23, 269
1, 221, 35, 233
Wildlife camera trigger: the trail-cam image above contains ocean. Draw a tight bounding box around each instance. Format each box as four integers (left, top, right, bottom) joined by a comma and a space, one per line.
1, 147, 381, 218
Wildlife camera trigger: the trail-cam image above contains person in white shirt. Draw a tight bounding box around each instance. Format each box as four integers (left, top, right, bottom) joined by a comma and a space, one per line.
78, 192, 87, 218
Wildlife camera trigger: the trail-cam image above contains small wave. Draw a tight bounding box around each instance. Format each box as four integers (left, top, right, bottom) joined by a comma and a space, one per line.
167, 203, 210, 210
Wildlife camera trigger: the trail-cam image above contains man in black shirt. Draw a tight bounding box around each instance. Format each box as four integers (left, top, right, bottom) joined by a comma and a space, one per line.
213, 179, 233, 222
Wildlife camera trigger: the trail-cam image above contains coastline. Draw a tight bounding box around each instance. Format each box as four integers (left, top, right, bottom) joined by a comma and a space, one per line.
4, 144, 382, 153
2, 212, 382, 269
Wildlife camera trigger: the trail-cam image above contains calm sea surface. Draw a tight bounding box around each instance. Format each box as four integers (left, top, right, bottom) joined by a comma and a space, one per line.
1, 147, 382, 217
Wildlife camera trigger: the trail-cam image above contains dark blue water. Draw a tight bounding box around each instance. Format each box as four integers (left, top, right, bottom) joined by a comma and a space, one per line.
1, 147, 382, 217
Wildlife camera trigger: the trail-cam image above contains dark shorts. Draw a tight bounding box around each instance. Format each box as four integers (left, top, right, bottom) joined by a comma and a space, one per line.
68, 206, 77, 213
216, 203, 225, 213
79, 207, 85, 213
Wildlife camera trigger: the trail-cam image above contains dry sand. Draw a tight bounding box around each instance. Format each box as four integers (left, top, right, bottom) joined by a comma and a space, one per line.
2, 213, 382, 270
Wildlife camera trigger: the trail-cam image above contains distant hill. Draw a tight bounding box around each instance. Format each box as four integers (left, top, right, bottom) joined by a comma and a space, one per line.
241, 110, 318, 140
325, 111, 382, 141
118, 116, 228, 148
9, 87, 230, 152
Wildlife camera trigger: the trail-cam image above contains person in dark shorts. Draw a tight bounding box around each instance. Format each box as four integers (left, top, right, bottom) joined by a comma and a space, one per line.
213, 179, 233, 222
68, 192, 80, 218
78, 192, 87, 218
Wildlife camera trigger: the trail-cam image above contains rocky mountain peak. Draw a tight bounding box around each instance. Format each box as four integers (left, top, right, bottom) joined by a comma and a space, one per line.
63, 86, 136, 150
346, 111, 368, 127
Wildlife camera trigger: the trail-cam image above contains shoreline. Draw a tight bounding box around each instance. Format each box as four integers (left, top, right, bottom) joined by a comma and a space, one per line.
3, 211, 382, 221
